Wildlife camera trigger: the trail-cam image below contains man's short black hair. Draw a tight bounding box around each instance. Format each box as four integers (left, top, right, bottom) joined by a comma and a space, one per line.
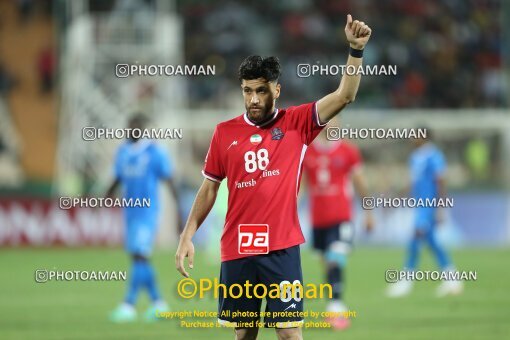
238, 56, 281, 83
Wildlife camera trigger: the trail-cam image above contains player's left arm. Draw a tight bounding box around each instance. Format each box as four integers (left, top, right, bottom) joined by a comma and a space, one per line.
352, 167, 374, 232
436, 176, 447, 198
434, 152, 448, 223
435, 175, 447, 224
317, 14, 372, 124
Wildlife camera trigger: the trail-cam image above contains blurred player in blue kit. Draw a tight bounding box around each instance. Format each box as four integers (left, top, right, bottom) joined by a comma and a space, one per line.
387, 129, 463, 298
106, 114, 182, 322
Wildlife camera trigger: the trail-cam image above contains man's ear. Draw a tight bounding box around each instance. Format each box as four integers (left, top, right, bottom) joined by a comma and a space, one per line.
274, 83, 281, 99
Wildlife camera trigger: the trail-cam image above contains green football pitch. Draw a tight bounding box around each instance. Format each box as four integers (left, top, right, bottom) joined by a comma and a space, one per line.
1, 247, 509, 339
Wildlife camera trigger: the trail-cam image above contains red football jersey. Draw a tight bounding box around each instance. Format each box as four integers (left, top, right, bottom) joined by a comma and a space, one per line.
203, 102, 326, 262
303, 140, 362, 228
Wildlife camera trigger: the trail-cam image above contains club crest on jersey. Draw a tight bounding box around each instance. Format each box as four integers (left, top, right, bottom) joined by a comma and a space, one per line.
250, 134, 262, 145
271, 127, 284, 140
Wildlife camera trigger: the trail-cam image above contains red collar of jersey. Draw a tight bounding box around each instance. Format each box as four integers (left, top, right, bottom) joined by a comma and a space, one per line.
243, 109, 279, 128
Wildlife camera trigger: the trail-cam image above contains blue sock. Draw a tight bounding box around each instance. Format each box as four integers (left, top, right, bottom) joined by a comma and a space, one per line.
405, 236, 422, 270
125, 260, 145, 305
143, 262, 161, 302
425, 230, 451, 270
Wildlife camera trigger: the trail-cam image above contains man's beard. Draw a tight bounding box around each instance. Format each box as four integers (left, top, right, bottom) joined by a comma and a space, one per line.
247, 106, 271, 123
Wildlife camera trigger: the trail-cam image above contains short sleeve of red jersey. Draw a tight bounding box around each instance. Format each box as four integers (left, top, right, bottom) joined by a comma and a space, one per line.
286, 101, 327, 145
202, 126, 225, 183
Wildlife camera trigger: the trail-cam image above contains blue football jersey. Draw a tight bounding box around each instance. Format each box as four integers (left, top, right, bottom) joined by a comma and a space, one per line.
114, 140, 173, 220
409, 143, 445, 200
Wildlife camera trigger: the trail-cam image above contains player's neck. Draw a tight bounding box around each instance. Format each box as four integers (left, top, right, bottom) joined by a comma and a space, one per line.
416, 141, 432, 150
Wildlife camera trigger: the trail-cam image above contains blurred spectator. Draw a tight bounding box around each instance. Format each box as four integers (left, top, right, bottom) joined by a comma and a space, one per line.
15, 0, 34, 24
0, 63, 16, 97
465, 137, 490, 182
177, 0, 505, 109
0, 135, 5, 154
37, 46, 55, 94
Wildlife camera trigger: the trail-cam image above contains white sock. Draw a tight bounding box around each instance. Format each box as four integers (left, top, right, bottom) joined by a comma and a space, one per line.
327, 300, 346, 313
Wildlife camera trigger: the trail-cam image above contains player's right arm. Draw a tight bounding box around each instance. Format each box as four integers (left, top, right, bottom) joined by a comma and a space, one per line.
175, 178, 220, 277
317, 14, 371, 123
352, 167, 374, 232
105, 178, 120, 198
106, 146, 124, 198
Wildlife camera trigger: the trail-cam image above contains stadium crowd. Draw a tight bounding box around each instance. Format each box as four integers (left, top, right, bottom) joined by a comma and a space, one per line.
179, 0, 505, 109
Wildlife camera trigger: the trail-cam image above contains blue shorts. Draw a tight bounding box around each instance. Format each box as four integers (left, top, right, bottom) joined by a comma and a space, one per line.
125, 217, 157, 256
218, 246, 304, 328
